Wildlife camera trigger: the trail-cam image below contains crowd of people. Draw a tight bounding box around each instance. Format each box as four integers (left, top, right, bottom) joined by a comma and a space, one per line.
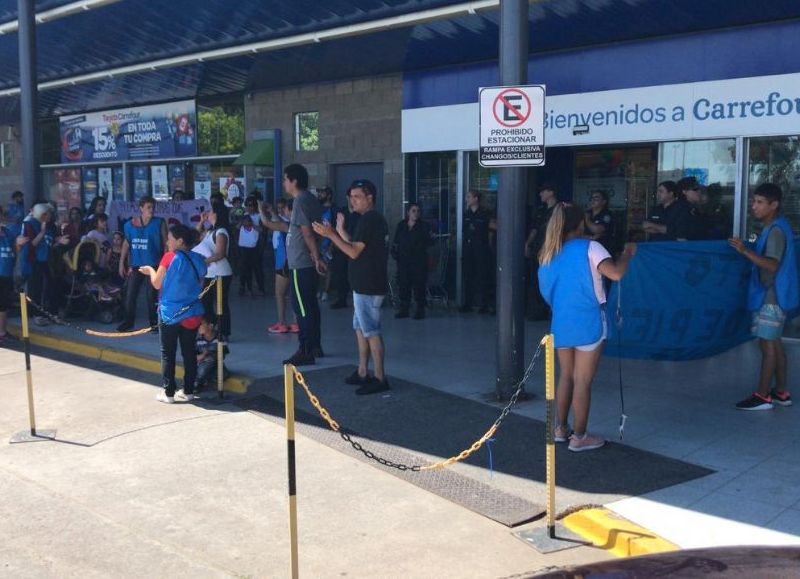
1, 173, 793, 444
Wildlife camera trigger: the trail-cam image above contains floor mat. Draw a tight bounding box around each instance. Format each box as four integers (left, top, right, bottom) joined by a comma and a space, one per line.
238, 366, 713, 527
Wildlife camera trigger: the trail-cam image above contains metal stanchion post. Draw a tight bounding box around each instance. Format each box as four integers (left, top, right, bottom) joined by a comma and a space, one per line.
545, 334, 556, 538
513, 334, 581, 553
216, 276, 224, 400
285, 364, 299, 579
10, 292, 56, 443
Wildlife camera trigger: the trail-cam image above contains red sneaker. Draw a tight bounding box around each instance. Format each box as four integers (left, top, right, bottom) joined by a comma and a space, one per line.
288, 323, 300, 333
267, 322, 289, 334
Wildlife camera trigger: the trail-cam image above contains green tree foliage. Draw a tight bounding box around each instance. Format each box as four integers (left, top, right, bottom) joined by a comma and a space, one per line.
297, 112, 319, 151
198, 105, 245, 156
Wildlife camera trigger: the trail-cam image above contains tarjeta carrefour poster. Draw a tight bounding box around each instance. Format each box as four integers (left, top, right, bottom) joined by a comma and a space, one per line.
59, 100, 197, 163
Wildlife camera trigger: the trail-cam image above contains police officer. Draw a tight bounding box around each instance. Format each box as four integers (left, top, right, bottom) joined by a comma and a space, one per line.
460, 191, 494, 313
584, 190, 615, 252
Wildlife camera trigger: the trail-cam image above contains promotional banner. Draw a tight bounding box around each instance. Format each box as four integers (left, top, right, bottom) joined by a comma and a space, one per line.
220, 175, 245, 203
60, 100, 197, 163
194, 163, 211, 200
50, 168, 82, 220
151, 165, 169, 199
107, 200, 209, 233
604, 241, 754, 361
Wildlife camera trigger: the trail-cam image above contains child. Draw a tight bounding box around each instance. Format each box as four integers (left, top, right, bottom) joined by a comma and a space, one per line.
81, 213, 111, 269
729, 183, 799, 410
196, 316, 229, 391
107, 231, 124, 286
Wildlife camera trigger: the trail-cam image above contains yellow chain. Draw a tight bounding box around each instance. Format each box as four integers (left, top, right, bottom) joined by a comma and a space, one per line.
290, 366, 499, 472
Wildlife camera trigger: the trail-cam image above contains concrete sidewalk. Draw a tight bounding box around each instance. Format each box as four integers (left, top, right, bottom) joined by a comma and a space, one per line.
7, 290, 800, 552
0, 349, 611, 578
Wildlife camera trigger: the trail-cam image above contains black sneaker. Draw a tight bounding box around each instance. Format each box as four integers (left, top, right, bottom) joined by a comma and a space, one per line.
116, 321, 133, 332
283, 350, 315, 366
771, 388, 793, 407
395, 310, 410, 319
735, 392, 773, 411
412, 310, 425, 320
310, 346, 325, 358
330, 301, 348, 310
356, 377, 390, 396
345, 370, 368, 385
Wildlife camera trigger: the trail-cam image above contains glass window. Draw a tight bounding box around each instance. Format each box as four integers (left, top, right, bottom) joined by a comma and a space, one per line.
404, 151, 457, 235
197, 102, 245, 156
747, 136, 800, 236
467, 151, 498, 218
658, 138, 736, 239
294, 111, 319, 152
0, 141, 12, 168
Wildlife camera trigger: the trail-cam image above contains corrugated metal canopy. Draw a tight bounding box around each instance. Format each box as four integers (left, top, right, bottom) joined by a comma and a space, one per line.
0, 0, 798, 121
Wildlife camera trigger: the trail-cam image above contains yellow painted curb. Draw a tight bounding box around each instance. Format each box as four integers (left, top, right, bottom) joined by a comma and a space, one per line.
7, 324, 250, 394
563, 508, 678, 558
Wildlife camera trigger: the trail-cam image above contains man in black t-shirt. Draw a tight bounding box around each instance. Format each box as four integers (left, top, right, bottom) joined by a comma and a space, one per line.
643, 180, 691, 241
313, 179, 390, 396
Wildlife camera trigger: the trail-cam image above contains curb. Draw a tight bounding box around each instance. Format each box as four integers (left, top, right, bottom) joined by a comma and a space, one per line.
7, 324, 251, 395
563, 507, 678, 558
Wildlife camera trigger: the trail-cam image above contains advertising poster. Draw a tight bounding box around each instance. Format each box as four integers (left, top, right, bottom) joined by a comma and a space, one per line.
51, 168, 82, 219
108, 199, 209, 233
169, 164, 186, 194
151, 165, 169, 199
193, 163, 211, 200
98, 167, 113, 199
133, 166, 149, 201
220, 175, 246, 204
113, 167, 125, 200
82, 167, 98, 208
59, 100, 197, 163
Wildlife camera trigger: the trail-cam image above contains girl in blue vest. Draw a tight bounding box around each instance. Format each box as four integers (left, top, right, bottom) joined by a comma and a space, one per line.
139, 224, 207, 404
729, 183, 800, 410
538, 204, 636, 452
0, 207, 17, 343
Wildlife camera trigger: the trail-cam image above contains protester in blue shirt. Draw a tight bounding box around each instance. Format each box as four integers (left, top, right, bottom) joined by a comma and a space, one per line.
19, 203, 63, 326
139, 224, 207, 404
117, 195, 166, 332
538, 203, 636, 452
729, 183, 800, 410
0, 207, 17, 343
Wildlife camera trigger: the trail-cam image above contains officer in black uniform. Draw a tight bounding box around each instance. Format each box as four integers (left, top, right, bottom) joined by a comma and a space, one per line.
584, 190, 615, 252
460, 191, 493, 313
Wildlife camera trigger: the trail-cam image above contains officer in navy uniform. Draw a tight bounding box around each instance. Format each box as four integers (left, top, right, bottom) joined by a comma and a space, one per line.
460, 191, 494, 313
584, 190, 615, 252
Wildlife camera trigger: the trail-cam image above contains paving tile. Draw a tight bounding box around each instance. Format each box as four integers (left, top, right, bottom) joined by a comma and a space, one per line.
767, 509, 800, 536
690, 491, 786, 527
717, 471, 800, 508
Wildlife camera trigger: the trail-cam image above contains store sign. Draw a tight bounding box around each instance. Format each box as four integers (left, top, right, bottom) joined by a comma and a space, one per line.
479, 85, 545, 167
403, 72, 800, 152
59, 100, 197, 163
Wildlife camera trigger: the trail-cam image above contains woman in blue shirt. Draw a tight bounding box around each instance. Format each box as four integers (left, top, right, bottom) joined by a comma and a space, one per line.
538, 204, 636, 452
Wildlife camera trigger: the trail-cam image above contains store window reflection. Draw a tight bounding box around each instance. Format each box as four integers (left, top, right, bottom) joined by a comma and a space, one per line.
467, 151, 498, 217
748, 136, 800, 236
404, 152, 456, 235
658, 139, 736, 239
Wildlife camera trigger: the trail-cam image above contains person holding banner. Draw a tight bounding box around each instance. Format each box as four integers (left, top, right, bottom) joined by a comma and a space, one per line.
139, 224, 207, 403
117, 196, 167, 332
538, 204, 636, 452
729, 183, 799, 410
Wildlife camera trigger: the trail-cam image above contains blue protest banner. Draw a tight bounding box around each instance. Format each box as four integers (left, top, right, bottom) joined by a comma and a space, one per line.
605, 241, 753, 361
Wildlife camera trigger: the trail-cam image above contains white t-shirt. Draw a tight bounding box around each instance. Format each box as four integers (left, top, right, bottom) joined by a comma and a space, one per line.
193, 228, 233, 278
238, 214, 260, 248
587, 240, 612, 304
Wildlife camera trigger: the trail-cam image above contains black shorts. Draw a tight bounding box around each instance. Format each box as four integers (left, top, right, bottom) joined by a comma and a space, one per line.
275, 264, 290, 279
0, 277, 13, 313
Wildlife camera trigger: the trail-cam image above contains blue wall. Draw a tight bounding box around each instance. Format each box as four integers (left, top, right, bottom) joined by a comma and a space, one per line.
403, 20, 800, 110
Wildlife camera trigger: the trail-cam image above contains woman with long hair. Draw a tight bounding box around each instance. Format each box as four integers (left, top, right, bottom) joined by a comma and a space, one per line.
194, 199, 233, 340
139, 224, 207, 404
538, 204, 636, 452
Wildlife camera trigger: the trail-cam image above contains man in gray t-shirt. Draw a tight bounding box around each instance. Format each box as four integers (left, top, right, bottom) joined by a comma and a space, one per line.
282, 164, 325, 366
287, 190, 322, 270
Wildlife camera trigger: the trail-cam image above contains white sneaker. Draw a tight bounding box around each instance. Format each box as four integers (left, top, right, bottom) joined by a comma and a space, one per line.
320, 292, 328, 302
156, 392, 175, 404
175, 390, 195, 402
568, 432, 606, 452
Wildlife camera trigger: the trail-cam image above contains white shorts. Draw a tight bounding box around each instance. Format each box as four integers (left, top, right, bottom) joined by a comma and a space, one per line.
575, 309, 608, 352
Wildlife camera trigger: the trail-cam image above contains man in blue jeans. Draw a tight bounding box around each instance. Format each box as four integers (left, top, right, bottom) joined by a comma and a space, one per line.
314, 179, 390, 395
282, 164, 325, 366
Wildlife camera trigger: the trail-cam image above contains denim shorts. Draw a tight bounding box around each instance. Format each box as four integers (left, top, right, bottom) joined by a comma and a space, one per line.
752, 303, 786, 340
352, 292, 385, 338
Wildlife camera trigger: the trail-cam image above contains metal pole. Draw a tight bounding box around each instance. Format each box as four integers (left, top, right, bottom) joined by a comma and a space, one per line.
20, 292, 37, 436
216, 276, 224, 399
284, 364, 299, 579
17, 0, 41, 209
496, 0, 529, 400
544, 334, 556, 538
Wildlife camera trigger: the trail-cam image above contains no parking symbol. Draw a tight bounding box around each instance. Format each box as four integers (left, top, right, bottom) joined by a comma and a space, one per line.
479, 84, 546, 167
